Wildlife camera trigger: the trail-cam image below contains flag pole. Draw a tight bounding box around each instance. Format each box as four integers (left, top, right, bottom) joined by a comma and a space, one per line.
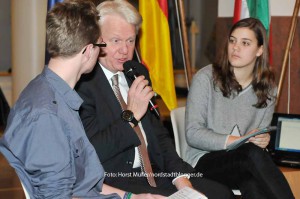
178, 0, 193, 87
175, 0, 192, 90
190, 20, 199, 70
276, 0, 300, 107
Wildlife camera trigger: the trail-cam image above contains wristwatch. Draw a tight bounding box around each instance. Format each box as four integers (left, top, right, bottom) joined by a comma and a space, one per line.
121, 110, 138, 127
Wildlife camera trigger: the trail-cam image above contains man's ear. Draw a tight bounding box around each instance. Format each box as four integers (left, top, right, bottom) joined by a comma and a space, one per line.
82, 44, 94, 60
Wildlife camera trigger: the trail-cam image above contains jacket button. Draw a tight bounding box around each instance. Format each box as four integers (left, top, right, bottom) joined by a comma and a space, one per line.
126, 161, 133, 165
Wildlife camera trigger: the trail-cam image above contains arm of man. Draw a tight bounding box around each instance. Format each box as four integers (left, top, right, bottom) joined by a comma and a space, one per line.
149, 111, 195, 173
135, 65, 196, 178
76, 70, 141, 163
9, 114, 75, 198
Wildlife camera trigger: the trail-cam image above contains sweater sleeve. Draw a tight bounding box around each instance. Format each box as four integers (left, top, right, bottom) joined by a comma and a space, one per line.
185, 66, 229, 151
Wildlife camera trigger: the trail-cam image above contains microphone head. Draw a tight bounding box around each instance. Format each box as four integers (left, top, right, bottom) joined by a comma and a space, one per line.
123, 60, 141, 78
123, 60, 139, 71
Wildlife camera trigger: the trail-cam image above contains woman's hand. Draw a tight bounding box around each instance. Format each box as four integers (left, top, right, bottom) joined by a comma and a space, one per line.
227, 129, 271, 149
248, 132, 270, 148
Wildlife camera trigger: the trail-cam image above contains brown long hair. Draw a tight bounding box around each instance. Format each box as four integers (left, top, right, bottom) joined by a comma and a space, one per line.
213, 17, 275, 108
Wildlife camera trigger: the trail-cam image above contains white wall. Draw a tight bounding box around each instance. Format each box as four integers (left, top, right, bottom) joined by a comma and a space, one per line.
219, 0, 299, 17
11, 0, 47, 103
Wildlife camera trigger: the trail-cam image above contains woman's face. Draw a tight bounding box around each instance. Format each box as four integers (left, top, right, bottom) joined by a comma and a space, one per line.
228, 27, 263, 70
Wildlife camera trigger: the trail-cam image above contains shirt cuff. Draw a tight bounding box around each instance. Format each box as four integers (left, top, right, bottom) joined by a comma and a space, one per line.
172, 174, 190, 185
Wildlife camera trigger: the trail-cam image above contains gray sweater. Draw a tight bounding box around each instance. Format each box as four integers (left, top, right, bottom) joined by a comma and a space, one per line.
185, 65, 276, 167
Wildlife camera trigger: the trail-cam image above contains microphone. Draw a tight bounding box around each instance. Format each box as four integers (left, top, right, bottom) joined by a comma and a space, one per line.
123, 60, 160, 118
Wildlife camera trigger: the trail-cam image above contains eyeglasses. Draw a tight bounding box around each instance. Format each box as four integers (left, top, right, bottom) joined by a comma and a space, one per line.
82, 40, 107, 54
93, 41, 107, 48
94, 38, 107, 48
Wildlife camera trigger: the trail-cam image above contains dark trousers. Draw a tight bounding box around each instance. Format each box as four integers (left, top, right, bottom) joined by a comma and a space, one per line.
105, 167, 234, 199
195, 143, 294, 199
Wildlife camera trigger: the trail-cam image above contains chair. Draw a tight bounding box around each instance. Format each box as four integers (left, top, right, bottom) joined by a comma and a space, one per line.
21, 182, 30, 199
170, 106, 241, 197
170, 106, 188, 161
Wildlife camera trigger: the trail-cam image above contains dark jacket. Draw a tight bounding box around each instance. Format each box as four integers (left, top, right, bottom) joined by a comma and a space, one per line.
76, 63, 194, 184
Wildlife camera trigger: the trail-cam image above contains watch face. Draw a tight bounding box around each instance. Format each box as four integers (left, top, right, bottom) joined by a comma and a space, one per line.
122, 110, 133, 121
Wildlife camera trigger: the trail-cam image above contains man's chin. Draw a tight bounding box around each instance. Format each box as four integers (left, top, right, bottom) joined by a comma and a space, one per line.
116, 64, 125, 71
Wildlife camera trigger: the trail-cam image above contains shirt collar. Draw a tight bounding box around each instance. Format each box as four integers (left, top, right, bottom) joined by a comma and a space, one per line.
43, 67, 83, 111
99, 62, 126, 86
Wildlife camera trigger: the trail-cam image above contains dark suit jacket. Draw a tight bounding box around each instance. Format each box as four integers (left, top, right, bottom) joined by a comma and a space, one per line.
76, 63, 194, 185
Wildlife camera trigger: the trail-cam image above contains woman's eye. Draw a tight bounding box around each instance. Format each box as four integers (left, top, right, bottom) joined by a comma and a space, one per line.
242, 41, 250, 46
229, 38, 235, 43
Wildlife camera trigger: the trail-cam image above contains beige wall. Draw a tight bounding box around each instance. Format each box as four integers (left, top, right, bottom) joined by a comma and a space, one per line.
11, 0, 47, 103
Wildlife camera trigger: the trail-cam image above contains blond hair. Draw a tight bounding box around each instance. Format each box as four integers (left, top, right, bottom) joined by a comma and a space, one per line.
97, 0, 142, 34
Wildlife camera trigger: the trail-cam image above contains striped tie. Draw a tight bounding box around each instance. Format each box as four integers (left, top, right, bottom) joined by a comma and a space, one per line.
111, 74, 157, 187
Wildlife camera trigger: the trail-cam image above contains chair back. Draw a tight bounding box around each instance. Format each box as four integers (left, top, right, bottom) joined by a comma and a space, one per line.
170, 106, 188, 161
21, 182, 30, 199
